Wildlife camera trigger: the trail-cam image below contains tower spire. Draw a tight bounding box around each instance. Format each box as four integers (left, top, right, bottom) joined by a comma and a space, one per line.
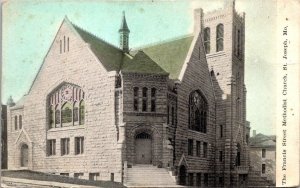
119, 11, 130, 52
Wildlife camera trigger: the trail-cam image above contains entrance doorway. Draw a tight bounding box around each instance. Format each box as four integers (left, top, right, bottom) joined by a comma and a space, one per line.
20, 144, 29, 167
179, 165, 186, 185
135, 132, 152, 164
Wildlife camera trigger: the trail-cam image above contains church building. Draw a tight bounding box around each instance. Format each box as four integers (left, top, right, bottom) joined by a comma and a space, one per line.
7, 1, 253, 187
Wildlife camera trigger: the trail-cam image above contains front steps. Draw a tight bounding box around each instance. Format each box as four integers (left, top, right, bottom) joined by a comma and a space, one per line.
125, 165, 180, 187
247, 169, 274, 187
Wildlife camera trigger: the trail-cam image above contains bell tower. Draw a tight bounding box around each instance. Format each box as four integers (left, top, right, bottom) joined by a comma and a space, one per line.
119, 11, 130, 53
195, 0, 249, 186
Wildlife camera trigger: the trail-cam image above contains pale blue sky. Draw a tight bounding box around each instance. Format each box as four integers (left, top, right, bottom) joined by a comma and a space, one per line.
2, 0, 277, 135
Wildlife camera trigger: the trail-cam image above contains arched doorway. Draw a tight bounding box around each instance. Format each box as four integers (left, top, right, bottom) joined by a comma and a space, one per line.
135, 132, 152, 164
179, 165, 186, 185
20, 144, 29, 167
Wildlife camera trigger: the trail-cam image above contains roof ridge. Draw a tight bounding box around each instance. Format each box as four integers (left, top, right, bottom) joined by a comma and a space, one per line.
133, 34, 194, 51
71, 22, 121, 51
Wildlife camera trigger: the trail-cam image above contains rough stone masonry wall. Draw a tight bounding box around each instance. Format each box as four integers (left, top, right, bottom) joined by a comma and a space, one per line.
7, 21, 122, 182
121, 73, 168, 166
175, 30, 216, 186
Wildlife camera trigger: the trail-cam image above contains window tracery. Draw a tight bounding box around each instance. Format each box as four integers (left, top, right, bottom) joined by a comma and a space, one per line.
189, 90, 208, 133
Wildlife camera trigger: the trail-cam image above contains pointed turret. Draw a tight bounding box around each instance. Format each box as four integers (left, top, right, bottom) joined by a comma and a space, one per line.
7, 96, 15, 107
119, 11, 130, 53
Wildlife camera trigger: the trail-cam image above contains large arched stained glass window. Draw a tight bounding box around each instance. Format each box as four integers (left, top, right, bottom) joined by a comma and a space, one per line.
189, 90, 208, 133
216, 24, 224, 52
48, 83, 85, 129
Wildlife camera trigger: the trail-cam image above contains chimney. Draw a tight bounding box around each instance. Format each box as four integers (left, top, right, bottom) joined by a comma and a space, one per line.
194, 8, 204, 35
253, 130, 256, 137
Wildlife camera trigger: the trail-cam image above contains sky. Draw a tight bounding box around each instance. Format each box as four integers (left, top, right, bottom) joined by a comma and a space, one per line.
2, 0, 277, 135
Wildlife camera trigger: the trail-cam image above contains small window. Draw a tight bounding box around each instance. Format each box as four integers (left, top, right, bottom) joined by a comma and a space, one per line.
216, 24, 224, 52
47, 139, 56, 156
188, 139, 193, 156
55, 108, 60, 125
49, 107, 54, 128
75, 137, 84, 155
196, 173, 201, 186
196, 141, 201, 157
142, 87, 148, 112
74, 173, 84, 178
151, 88, 156, 112
262, 149, 266, 158
203, 142, 208, 158
19, 115, 22, 129
89, 173, 100, 181
74, 107, 79, 122
219, 151, 223, 162
188, 173, 194, 186
61, 138, 70, 156
220, 125, 223, 138
133, 87, 139, 111
204, 173, 208, 186
60, 173, 69, 176
262, 164, 266, 174
204, 27, 210, 54
14, 116, 18, 130
219, 176, 224, 186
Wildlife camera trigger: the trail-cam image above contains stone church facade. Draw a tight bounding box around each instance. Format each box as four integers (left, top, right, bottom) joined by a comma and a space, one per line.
7, 1, 251, 187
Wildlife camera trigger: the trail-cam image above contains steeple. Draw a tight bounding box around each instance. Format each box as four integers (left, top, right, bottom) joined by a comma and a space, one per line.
119, 11, 130, 53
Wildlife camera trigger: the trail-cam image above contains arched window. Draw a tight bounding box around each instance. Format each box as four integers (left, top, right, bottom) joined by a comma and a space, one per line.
216, 24, 224, 52
142, 87, 148, 112
151, 88, 156, 112
19, 115, 22, 129
204, 27, 210, 54
48, 84, 85, 128
62, 102, 72, 125
79, 100, 85, 125
189, 90, 208, 133
14, 116, 18, 130
133, 87, 139, 111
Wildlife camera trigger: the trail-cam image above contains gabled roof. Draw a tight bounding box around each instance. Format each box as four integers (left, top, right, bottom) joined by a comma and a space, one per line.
72, 24, 123, 71
137, 35, 194, 79
121, 51, 168, 75
249, 133, 276, 148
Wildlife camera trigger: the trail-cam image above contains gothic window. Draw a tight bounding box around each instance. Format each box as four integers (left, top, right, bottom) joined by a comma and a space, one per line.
19, 115, 22, 129
204, 27, 210, 54
262, 164, 266, 174
133, 87, 139, 111
142, 87, 148, 112
79, 100, 85, 125
220, 125, 223, 138
14, 116, 18, 130
48, 84, 85, 129
189, 90, 208, 133
151, 88, 156, 112
62, 102, 72, 125
216, 24, 224, 52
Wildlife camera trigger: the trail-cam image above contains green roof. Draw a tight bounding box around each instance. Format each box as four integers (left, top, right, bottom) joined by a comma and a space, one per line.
121, 51, 168, 75
140, 35, 194, 79
72, 22, 193, 78
73, 24, 123, 71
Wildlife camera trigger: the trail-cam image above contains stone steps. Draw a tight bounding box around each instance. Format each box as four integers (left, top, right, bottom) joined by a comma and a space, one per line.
247, 170, 274, 187
125, 165, 178, 187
